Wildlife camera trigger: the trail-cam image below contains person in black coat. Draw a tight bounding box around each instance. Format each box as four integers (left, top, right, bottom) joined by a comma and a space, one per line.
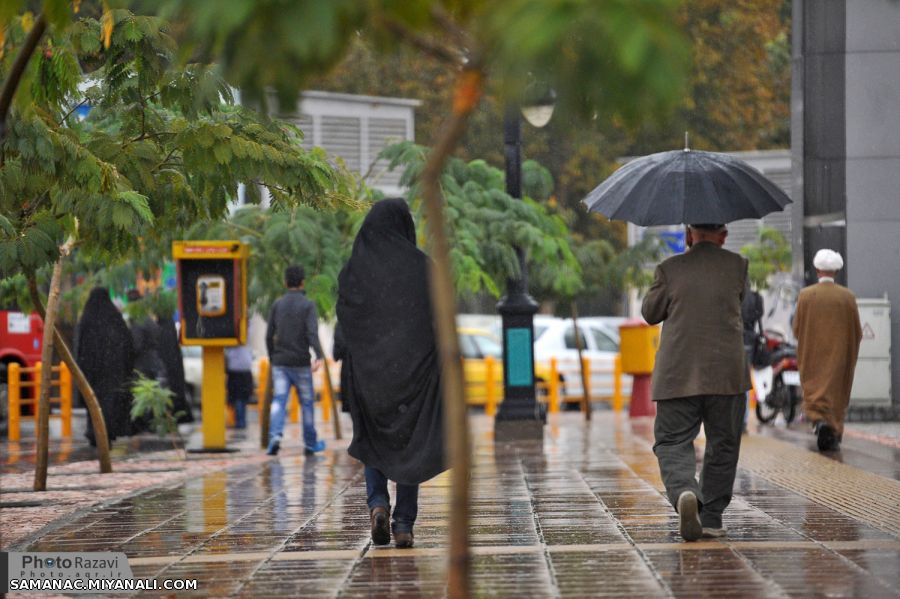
337, 198, 445, 549
75, 287, 135, 446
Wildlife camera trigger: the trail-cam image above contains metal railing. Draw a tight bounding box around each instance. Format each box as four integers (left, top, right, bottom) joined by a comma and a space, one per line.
6, 361, 72, 441
477, 354, 628, 414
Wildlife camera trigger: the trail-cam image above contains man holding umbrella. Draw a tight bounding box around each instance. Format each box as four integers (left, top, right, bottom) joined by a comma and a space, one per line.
642, 223, 750, 541
583, 141, 792, 542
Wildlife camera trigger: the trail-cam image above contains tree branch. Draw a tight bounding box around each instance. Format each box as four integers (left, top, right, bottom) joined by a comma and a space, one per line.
429, 6, 471, 49
0, 13, 48, 142
379, 16, 463, 65
58, 98, 89, 127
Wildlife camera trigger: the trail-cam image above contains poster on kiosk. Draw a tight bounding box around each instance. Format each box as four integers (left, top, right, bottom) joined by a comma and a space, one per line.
173, 241, 249, 451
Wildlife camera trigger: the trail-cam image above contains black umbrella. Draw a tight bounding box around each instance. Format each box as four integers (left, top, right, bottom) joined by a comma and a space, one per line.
583, 147, 791, 226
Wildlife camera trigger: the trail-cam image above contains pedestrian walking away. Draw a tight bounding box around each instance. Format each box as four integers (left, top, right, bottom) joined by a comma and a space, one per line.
337, 198, 445, 549
642, 224, 751, 541
225, 343, 253, 430
265, 265, 325, 456
792, 249, 862, 452
75, 287, 136, 446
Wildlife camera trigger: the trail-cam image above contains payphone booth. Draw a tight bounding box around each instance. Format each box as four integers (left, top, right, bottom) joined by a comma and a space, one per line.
173, 241, 249, 451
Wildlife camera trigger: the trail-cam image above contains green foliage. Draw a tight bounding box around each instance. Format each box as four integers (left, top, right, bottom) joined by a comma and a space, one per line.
160, 0, 689, 124
383, 141, 582, 298
130, 372, 182, 438
1, 8, 354, 282
143, 288, 177, 320
479, 0, 689, 125
184, 205, 364, 318
740, 226, 791, 290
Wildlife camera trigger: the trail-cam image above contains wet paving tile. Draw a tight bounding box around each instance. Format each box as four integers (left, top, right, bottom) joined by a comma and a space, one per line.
739, 547, 900, 598
644, 548, 784, 598
550, 550, 666, 598
6, 412, 900, 597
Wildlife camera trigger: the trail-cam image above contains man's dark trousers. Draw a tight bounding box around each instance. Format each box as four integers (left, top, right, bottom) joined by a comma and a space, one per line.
653, 394, 746, 528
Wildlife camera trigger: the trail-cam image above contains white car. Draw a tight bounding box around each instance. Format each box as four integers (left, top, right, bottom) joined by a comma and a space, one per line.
532, 315, 633, 403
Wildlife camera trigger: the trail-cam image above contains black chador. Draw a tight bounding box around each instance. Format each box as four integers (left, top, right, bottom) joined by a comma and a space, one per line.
337, 199, 445, 485
75, 287, 135, 444
156, 315, 194, 423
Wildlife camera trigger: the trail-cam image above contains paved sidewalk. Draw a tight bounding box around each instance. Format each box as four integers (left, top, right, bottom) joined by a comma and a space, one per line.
3, 411, 900, 598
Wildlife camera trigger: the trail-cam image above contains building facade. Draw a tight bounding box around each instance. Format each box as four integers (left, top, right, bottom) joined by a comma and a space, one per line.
793, 0, 900, 413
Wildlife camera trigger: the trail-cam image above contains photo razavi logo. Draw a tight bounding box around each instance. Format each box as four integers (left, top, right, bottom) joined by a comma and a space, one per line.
3, 551, 197, 594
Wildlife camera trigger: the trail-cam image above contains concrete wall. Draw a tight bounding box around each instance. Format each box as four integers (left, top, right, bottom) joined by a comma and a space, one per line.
844, 0, 900, 408
794, 0, 900, 410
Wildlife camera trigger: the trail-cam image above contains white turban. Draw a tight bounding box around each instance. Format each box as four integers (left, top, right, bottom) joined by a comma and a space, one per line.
813, 249, 843, 271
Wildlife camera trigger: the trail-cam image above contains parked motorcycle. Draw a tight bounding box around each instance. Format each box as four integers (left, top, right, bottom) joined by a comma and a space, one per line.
755, 329, 802, 424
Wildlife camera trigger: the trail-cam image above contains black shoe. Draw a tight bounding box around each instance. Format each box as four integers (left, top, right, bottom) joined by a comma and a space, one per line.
816, 423, 837, 451
266, 439, 281, 456
370, 507, 390, 546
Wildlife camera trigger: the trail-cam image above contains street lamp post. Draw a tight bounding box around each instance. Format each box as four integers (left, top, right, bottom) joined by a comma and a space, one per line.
495, 99, 553, 442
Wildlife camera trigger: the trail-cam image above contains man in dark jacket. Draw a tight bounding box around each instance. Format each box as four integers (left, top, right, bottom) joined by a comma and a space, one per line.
642, 224, 750, 542
265, 265, 325, 456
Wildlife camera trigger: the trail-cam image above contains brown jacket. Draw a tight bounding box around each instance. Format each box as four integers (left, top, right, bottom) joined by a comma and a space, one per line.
642, 242, 751, 400
792, 280, 862, 434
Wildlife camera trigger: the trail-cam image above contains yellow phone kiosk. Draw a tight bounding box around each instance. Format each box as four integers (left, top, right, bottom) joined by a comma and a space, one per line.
173, 241, 249, 451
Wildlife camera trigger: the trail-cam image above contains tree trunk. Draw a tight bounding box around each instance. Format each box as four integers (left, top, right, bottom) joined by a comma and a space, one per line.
420, 66, 483, 599
33, 258, 63, 490
571, 302, 591, 421
0, 13, 47, 143
320, 358, 342, 440
28, 278, 113, 474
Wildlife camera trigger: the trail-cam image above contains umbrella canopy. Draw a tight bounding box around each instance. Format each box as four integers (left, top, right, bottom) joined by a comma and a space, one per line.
583, 149, 791, 226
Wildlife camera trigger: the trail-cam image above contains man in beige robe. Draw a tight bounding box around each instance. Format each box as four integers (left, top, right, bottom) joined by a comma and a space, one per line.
793, 249, 862, 451
642, 224, 750, 542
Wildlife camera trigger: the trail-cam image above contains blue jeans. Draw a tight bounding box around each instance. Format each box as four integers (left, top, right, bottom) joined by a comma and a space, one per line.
269, 366, 318, 449
365, 466, 419, 532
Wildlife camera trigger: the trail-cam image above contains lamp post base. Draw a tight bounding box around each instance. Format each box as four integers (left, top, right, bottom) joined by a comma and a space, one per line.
494, 418, 544, 442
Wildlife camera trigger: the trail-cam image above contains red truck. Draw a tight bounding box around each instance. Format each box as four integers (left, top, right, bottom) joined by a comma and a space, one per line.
1, 310, 44, 435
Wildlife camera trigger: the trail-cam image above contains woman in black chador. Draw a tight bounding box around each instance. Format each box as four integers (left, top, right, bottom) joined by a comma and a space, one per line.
156, 315, 194, 424
337, 198, 444, 549
75, 287, 135, 446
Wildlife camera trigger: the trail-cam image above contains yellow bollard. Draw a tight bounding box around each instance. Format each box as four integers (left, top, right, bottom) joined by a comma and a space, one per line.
257, 358, 269, 416
8, 362, 20, 441
289, 388, 300, 423
484, 356, 497, 416
59, 362, 72, 438
613, 354, 624, 413
548, 358, 560, 414
34, 361, 42, 412
321, 364, 332, 423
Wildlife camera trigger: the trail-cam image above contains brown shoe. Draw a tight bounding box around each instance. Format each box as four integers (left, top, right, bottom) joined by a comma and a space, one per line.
393, 528, 414, 548
370, 507, 390, 546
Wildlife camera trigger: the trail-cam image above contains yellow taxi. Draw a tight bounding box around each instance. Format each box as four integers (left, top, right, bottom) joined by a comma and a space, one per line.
459, 328, 559, 406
